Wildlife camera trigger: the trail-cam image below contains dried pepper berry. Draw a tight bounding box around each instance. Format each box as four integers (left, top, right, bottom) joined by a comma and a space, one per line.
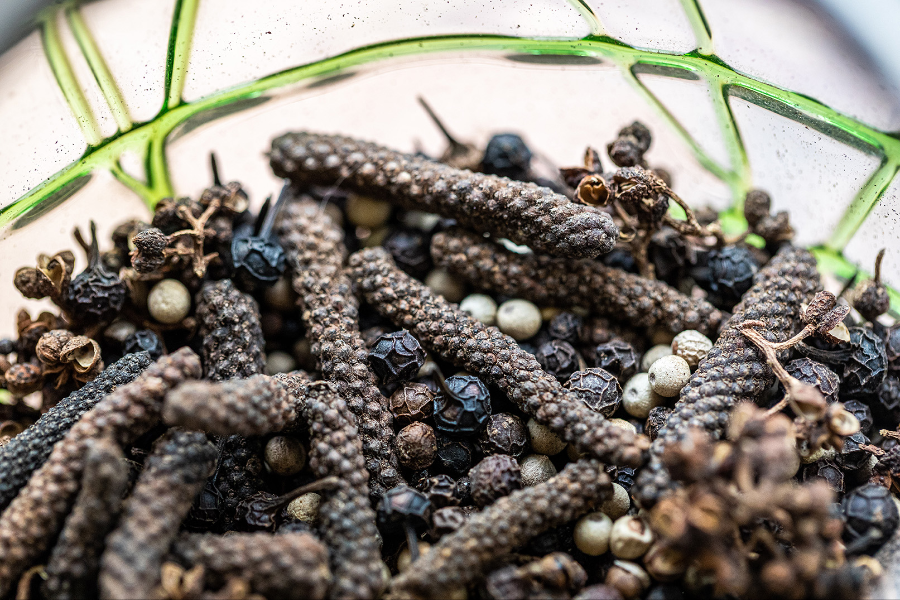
66, 221, 126, 325
170, 531, 332, 600
99, 429, 217, 599
42, 437, 129, 600
0, 352, 151, 512
230, 187, 288, 289
275, 196, 404, 496
270, 132, 618, 258
348, 247, 648, 467
163, 374, 296, 436
0, 348, 200, 596
635, 245, 820, 507
430, 228, 724, 335
195, 279, 266, 381
433, 375, 492, 436
389, 459, 611, 599
368, 330, 427, 384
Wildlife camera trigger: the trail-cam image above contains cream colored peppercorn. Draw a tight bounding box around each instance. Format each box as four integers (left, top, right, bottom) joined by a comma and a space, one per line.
648, 355, 692, 397
147, 279, 191, 324
573, 512, 613, 556
496, 299, 542, 341
265, 351, 297, 375
609, 516, 654, 559
264, 436, 306, 476
519, 454, 557, 487
640, 344, 673, 372
286, 492, 321, 523
526, 418, 567, 455
345, 193, 392, 228
622, 373, 666, 419
459, 294, 498, 326
425, 268, 467, 303
671, 330, 713, 367
607, 418, 637, 436
600, 483, 631, 519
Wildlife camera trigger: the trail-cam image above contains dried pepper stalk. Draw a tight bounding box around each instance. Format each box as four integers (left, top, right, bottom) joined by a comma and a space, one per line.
195, 279, 265, 381
431, 227, 725, 335
634, 245, 821, 506
270, 132, 618, 259
389, 458, 611, 599
42, 437, 129, 600
347, 248, 648, 467
163, 374, 295, 436
0, 351, 151, 511
170, 532, 332, 600
0, 348, 201, 596
275, 196, 403, 496
276, 375, 385, 600
99, 429, 217, 599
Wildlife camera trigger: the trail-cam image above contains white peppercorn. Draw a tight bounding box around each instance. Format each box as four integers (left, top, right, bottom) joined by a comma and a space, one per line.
425, 268, 467, 303
519, 454, 557, 487
345, 193, 392, 228
607, 418, 637, 436
647, 355, 692, 397
526, 418, 567, 455
496, 299, 543, 341
640, 344, 672, 372
459, 294, 498, 326
264, 436, 306, 476
600, 483, 631, 519
147, 279, 191, 324
573, 512, 613, 556
622, 373, 666, 419
265, 351, 297, 375
287, 492, 321, 523
609, 516, 653, 559
671, 330, 712, 367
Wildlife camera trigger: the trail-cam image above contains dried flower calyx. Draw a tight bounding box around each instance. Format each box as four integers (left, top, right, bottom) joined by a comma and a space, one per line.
36, 330, 103, 386
13, 250, 75, 302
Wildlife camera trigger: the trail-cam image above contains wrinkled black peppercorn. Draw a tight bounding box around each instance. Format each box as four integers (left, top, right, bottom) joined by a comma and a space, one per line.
842, 483, 899, 553
123, 330, 163, 360
876, 376, 900, 425
590, 340, 639, 379
436, 435, 476, 476
839, 432, 871, 471
842, 327, 888, 399
885, 324, 900, 372
377, 486, 433, 532
784, 358, 840, 404
547, 312, 583, 345
842, 399, 873, 436
694, 245, 758, 307
420, 475, 458, 508
477, 413, 528, 457
66, 221, 126, 325
535, 340, 583, 382
564, 368, 622, 417
614, 466, 637, 491
800, 459, 844, 493
468, 454, 522, 508
369, 330, 427, 384
384, 228, 433, 278
434, 375, 492, 436
230, 189, 288, 289
481, 133, 533, 181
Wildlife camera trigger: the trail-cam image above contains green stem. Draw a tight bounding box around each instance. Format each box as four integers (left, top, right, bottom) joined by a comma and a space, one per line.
65, 5, 133, 132
827, 158, 900, 252
565, 0, 606, 37
678, 0, 714, 55
163, 0, 200, 110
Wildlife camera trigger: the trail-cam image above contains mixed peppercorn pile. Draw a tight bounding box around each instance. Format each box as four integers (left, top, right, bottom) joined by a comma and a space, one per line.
1, 117, 900, 600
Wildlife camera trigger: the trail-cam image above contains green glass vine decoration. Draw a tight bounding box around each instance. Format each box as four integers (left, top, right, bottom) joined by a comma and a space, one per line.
1, 0, 899, 307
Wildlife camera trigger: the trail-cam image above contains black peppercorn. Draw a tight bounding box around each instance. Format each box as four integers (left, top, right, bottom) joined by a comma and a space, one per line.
694, 245, 758, 307
481, 133, 533, 181
743, 190, 771, 228
430, 506, 467, 539
436, 435, 476, 476
477, 413, 528, 457
389, 382, 435, 425
230, 190, 288, 290
853, 249, 889, 322
434, 375, 492, 436
420, 475, 458, 508
395, 422, 438, 471
384, 228, 433, 278
885, 324, 900, 372
839, 432, 871, 472
66, 222, 126, 325
369, 330, 427, 384
614, 466, 637, 492
876, 375, 900, 423
468, 454, 522, 508
377, 486, 432, 532
645, 406, 672, 442
842, 399, 873, 436
842, 483, 899, 553
548, 312, 583, 345
123, 330, 163, 360
535, 340, 583, 382
784, 358, 840, 404
454, 475, 472, 505
565, 368, 622, 417
607, 121, 652, 168
842, 327, 888, 399
590, 340, 638, 379
0, 339, 15, 356
129, 227, 167, 274
800, 459, 845, 493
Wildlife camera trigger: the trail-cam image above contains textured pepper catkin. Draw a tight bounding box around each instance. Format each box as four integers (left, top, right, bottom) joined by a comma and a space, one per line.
270, 132, 618, 259
635, 245, 820, 506
99, 429, 217, 600
275, 197, 402, 496
0, 352, 151, 511
348, 248, 648, 467
42, 437, 129, 600
0, 348, 201, 597
431, 228, 725, 335
389, 459, 610, 599
163, 374, 295, 436
196, 279, 265, 381
170, 532, 332, 600
277, 375, 385, 600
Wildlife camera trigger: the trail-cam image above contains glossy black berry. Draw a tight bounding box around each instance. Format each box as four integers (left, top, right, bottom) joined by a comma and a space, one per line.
377, 485, 432, 531
66, 221, 126, 325
436, 435, 476, 476
842, 399, 873, 435
481, 133, 532, 181
564, 368, 622, 417
433, 375, 491, 436
590, 339, 638, 379
477, 413, 527, 457
383, 228, 432, 278
784, 358, 840, 404
842, 483, 899, 553
838, 432, 871, 471
368, 330, 427, 384
547, 312, 583, 345
842, 327, 888, 399
231, 190, 288, 289
420, 474, 458, 508
800, 459, 844, 493
123, 329, 163, 360
535, 340, 583, 382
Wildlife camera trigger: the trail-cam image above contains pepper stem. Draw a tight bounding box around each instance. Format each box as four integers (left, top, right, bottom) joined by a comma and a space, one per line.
874, 248, 886, 284
258, 184, 291, 238
417, 96, 466, 152
404, 518, 421, 562
210, 152, 222, 186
